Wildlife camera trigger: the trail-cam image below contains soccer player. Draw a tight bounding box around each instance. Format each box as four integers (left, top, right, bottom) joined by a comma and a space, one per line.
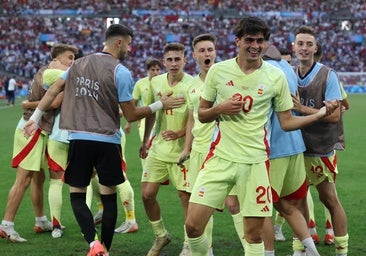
139, 42, 193, 256
0, 44, 77, 243
184, 16, 338, 256
123, 58, 163, 187
305, 41, 350, 246
262, 43, 320, 256
178, 33, 217, 256
292, 25, 349, 256
22, 46, 81, 238
23, 24, 185, 256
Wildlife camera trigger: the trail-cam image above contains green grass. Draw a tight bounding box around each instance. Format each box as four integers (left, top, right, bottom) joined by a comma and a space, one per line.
0, 95, 365, 255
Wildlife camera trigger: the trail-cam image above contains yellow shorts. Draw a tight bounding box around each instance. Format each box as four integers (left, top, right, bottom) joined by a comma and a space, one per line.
12, 127, 48, 171
190, 155, 272, 217
186, 149, 206, 193
46, 139, 68, 171
142, 155, 187, 191
270, 154, 307, 201
305, 153, 338, 186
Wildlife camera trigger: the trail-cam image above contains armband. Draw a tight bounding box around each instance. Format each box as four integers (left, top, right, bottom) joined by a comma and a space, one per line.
29, 108, 45, 124
148, 100, 163, 113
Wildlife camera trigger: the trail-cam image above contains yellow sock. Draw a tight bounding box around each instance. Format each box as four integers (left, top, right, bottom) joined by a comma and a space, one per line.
307, 189, 315, 225
150, 218, 166, 237
117, 180, 135, 221
187, 233, 209, 256
335, 234, 349, 255
205, 215, 214, 248
232, 212, 245, 250
292, 237, 305, 252
48, 178, 63, 226
245, 241, 264, 256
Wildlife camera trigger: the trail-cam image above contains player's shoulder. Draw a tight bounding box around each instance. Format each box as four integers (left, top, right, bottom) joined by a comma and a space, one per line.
211, 58, 235, 69
135, 76, 149, 86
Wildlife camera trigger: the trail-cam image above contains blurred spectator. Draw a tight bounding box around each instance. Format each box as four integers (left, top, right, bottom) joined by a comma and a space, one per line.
6, 76, 18, 106
0, 0, 365, 82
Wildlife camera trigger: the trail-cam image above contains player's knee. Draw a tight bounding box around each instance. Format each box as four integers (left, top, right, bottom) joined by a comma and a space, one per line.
184, 220, 203, 238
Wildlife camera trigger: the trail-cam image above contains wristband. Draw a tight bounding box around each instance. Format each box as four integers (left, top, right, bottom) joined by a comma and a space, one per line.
148, 100, 163, 113
29, 108, 45, 124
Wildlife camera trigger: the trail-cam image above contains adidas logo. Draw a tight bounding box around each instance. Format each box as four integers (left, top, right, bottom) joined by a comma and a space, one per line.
261, 205, 270, 212
225, 80, 234, 86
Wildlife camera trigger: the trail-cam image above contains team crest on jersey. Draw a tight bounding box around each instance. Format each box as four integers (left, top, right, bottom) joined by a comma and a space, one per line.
191, 88, 196, 94
257, 85, 264, 95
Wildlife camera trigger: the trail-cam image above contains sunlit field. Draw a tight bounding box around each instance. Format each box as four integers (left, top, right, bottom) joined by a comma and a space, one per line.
0, 95, 365, 255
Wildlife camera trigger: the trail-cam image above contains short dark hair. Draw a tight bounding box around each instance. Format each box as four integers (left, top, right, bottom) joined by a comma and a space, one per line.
50, 44, 78, 59
105, 24, 134, 40
278, 48, 292, 56
294, 25, 316, 39
75, 49, 84, 60
146, 58, 163, 70
163, 42, 185, 55
234, 16, 270, 40
192, 33, 217, 49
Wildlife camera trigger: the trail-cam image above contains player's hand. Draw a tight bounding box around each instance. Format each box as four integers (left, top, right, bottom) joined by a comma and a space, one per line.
139, 143, 149, 159
23, 120, 37, 139
319, 99, 339, 116
291, 91, 303, 113
161, 130, 178, 141
218, 96, 244, 115
160, 91, 186, 110
177, 153, 190, 167
21, 100, 29, 110
124, 122, 131, 134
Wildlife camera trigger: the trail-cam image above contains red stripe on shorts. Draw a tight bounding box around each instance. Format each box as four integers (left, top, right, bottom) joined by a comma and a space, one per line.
321, 154, 337, 182
12, 128, 42, 168
46, 147, 64, 172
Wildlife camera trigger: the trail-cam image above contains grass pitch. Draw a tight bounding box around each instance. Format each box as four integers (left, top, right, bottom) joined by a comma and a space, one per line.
0, 95, 365, 255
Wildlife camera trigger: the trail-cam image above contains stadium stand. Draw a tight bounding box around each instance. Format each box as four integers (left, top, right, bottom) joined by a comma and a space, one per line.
0, 0, 365, 92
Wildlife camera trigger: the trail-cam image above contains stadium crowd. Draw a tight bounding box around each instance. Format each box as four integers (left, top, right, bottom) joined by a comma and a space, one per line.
0, 0, 365, 82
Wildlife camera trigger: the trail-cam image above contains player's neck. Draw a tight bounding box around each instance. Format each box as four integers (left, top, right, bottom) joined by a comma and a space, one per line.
167, 72, 184, 87
298, 60, 315, 77
237, 57, 262, 74
199, 70, 208, 82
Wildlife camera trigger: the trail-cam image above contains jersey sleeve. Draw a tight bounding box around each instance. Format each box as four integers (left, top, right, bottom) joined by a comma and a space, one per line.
325, 70, 342, 101
115, 64, 134, 102
201, 66, 217, 102
273, 72, 293, 112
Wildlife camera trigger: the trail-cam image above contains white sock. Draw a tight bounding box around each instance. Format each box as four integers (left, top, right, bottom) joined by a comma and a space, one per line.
302, 237, 320, 256
35, 216, 48, 222
265, 250, 275, 256
1, 220, 14, 226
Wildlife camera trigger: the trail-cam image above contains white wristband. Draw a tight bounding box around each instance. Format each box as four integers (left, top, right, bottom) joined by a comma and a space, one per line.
29, 108, 45, 124
148, 100, 163, 113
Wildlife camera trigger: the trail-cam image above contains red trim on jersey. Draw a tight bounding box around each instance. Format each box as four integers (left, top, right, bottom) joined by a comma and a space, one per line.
12, 128, 42, 168
147, 134, 156, 150
201, 123, 221, 170
263, 127, 270, 158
